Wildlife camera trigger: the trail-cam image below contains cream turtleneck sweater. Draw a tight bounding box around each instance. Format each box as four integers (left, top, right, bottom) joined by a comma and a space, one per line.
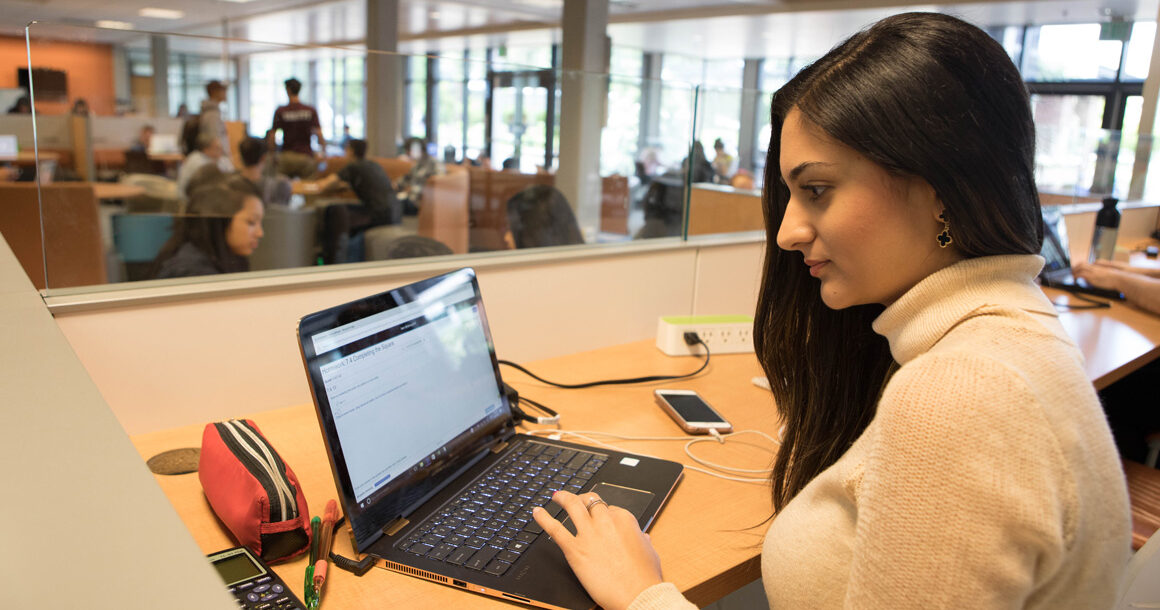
630, 254, 1130, 610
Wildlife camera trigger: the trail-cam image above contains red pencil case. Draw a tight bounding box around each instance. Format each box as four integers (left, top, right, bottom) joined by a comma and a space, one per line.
199, 419, 312, 563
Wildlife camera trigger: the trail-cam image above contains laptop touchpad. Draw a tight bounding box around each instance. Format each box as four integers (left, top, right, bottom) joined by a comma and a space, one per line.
560, 483, 655, 535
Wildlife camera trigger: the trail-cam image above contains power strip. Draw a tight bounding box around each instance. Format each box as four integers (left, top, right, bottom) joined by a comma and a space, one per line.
656, 315, 754, 356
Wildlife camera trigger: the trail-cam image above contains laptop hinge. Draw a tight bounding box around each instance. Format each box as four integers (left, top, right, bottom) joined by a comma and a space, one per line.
383, 517, 409, 537
491, 440, 509, 454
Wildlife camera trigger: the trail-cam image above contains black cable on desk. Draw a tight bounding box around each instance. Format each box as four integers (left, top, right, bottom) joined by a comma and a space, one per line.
499, 332, 710, 389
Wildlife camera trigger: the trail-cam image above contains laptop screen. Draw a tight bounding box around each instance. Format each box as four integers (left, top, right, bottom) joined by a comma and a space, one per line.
1040, 207, 1072, 274
298, 268, 513, 549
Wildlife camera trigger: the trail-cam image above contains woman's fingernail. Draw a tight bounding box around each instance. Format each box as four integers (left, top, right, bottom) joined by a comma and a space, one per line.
532, 506, 543, 514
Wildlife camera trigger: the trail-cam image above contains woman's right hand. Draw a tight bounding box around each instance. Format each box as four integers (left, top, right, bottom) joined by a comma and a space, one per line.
532, 491, 664, 610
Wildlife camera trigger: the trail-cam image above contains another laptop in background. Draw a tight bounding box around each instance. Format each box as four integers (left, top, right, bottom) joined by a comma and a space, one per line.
297, 268, 684, 610
0, 134, 19, 158
147, 133, 179, 155
1039, 207, 1124, 300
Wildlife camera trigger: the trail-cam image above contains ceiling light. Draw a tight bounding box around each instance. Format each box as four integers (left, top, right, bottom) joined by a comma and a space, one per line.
96, 20, 134, 30
219, 0, 257, 3
138, 8, 185, 19
430, 11, 441, 19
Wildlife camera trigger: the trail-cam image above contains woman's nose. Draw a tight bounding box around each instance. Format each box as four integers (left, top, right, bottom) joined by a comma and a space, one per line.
776, 198, 812, 252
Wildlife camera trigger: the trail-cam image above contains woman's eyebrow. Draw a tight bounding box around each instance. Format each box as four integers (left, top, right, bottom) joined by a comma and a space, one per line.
786, 161, 837, 182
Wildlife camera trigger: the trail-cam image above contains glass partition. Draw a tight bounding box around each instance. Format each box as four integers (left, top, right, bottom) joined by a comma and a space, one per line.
13, 21, 1160, 296
12, 22, 730, 295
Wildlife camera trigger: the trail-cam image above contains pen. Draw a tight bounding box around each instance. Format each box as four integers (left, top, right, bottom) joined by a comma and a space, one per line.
310, 500, 340, 608
305, 515, 321, 606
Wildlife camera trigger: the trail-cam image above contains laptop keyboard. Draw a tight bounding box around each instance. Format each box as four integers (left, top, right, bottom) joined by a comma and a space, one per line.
396, 441, 606, 577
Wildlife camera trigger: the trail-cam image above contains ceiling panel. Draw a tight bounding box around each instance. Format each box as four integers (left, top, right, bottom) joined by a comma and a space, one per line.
5, 0, 1160, 61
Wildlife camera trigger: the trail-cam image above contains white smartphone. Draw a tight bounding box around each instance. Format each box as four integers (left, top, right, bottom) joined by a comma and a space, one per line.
654, 389, 733, 434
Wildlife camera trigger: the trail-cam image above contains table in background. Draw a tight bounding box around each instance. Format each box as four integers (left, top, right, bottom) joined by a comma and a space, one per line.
131, 341, 773, 609
93, 182, 146, 201
1045, 246, 1160, 389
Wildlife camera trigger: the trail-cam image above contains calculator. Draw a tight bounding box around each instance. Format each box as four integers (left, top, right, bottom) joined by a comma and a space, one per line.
207, 546, 305, 610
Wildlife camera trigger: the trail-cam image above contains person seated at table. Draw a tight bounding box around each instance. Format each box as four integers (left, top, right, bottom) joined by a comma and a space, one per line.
150, 174, 264, 279
236, 137, 291, 207
504, 184, 583, 249
397, 136, 442, 215
1073, 259, 1160, 316
129, 124, 154, 153
381, 235, 454, 259
532, 13, 1129, 610
315, 138, 401, 264
711, 138, 734, 182
176, 132, 234, 198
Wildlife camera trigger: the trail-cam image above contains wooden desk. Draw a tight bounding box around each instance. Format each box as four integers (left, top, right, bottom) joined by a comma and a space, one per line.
93, 182, 146, 200
0, 150, 60, 164
131, 341, 772, 609
1044, 286, 1160, 389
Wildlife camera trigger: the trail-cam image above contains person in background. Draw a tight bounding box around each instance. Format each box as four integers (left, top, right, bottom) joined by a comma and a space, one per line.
680, 141, 714, 183
381, 235, 454, 259
71, 98, 91, 116
177, 132, 234, 198
199, 80, 229, 152
315, 138, 400, 263
397, 136, 442, 215
471, 153, 492, 170
129, 124, 155, 154
711, 138, 734, 181
339, 124, 353, 149
7, 95, 31, 114
176, 103, 190, 120
1073, 259, 1160, 316
236, 137, 291, 207
151, 174, 264, 279
268, 77, 326, 179
533, 13, 1129, 610
500, 157, 520, 172
504, 184, 583, 249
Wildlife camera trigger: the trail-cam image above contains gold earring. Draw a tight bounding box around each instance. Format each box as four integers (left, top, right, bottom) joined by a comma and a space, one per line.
937, 212, 952, 248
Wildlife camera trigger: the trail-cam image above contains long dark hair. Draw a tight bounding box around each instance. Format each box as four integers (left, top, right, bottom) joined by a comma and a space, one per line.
506, 185, 584, 248
755, 12, 1043, 511
151, 177, 254, 277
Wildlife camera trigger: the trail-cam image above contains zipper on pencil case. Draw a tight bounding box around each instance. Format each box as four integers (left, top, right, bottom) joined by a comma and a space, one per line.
214, 420, 297, 522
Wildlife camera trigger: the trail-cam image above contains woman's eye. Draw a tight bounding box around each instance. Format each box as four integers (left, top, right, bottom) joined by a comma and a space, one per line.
804, 185, 828, 199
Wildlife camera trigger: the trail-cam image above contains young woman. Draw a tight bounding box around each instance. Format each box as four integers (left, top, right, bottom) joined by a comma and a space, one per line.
532, 12, 1131, 610
151, 175, 265, 279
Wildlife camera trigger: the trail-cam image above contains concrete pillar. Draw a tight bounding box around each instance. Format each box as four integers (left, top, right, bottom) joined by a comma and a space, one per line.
366, 0, 401, 157
149, 35, 169, 117
1129, 6, 1160, 199
738, 59, 761, 174
637, 52, 662, 153
112, 45, 131, 114
556, 0, 609, 239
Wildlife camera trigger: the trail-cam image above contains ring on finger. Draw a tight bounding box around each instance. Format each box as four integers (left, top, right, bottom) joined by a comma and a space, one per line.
584, 497, 608, 512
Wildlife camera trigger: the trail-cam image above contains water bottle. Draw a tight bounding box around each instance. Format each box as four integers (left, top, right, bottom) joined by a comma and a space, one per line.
1088, 196, 1121, 262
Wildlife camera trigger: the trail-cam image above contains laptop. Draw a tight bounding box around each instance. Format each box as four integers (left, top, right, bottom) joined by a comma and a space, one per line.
147, 133, 179, 155
297, 268, 684, 610
1039, 207, 1125, 300
0, 134, 18, 158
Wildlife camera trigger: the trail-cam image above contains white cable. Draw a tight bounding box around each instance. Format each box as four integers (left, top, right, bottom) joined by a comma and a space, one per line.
526, 428, 780, 485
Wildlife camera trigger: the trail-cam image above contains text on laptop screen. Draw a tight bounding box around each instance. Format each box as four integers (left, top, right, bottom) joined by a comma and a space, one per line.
308, 280, 507, 505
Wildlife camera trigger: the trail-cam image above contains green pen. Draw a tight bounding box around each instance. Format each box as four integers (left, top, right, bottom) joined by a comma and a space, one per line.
305, 516, 321, 605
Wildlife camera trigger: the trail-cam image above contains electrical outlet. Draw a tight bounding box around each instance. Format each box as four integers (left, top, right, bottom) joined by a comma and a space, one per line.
656, 315, 754, 356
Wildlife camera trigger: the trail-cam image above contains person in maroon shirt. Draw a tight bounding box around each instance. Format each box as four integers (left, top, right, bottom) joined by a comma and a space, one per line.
268, 77, 327, 179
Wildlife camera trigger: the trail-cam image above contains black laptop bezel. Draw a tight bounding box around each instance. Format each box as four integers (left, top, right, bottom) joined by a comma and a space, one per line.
297, 268, 517, 551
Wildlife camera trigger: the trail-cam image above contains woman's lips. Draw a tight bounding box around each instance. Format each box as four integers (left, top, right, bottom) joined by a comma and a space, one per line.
805, 260, 828, 277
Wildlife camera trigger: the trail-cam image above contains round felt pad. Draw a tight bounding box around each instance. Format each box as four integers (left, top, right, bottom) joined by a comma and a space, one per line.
146, 447, 201, 475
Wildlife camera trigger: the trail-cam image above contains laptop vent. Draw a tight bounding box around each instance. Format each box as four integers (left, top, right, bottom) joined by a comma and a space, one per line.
384, 560, 448, 584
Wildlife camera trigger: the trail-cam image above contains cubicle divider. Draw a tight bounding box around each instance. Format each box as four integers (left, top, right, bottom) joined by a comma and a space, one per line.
50, 236, 765, 435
